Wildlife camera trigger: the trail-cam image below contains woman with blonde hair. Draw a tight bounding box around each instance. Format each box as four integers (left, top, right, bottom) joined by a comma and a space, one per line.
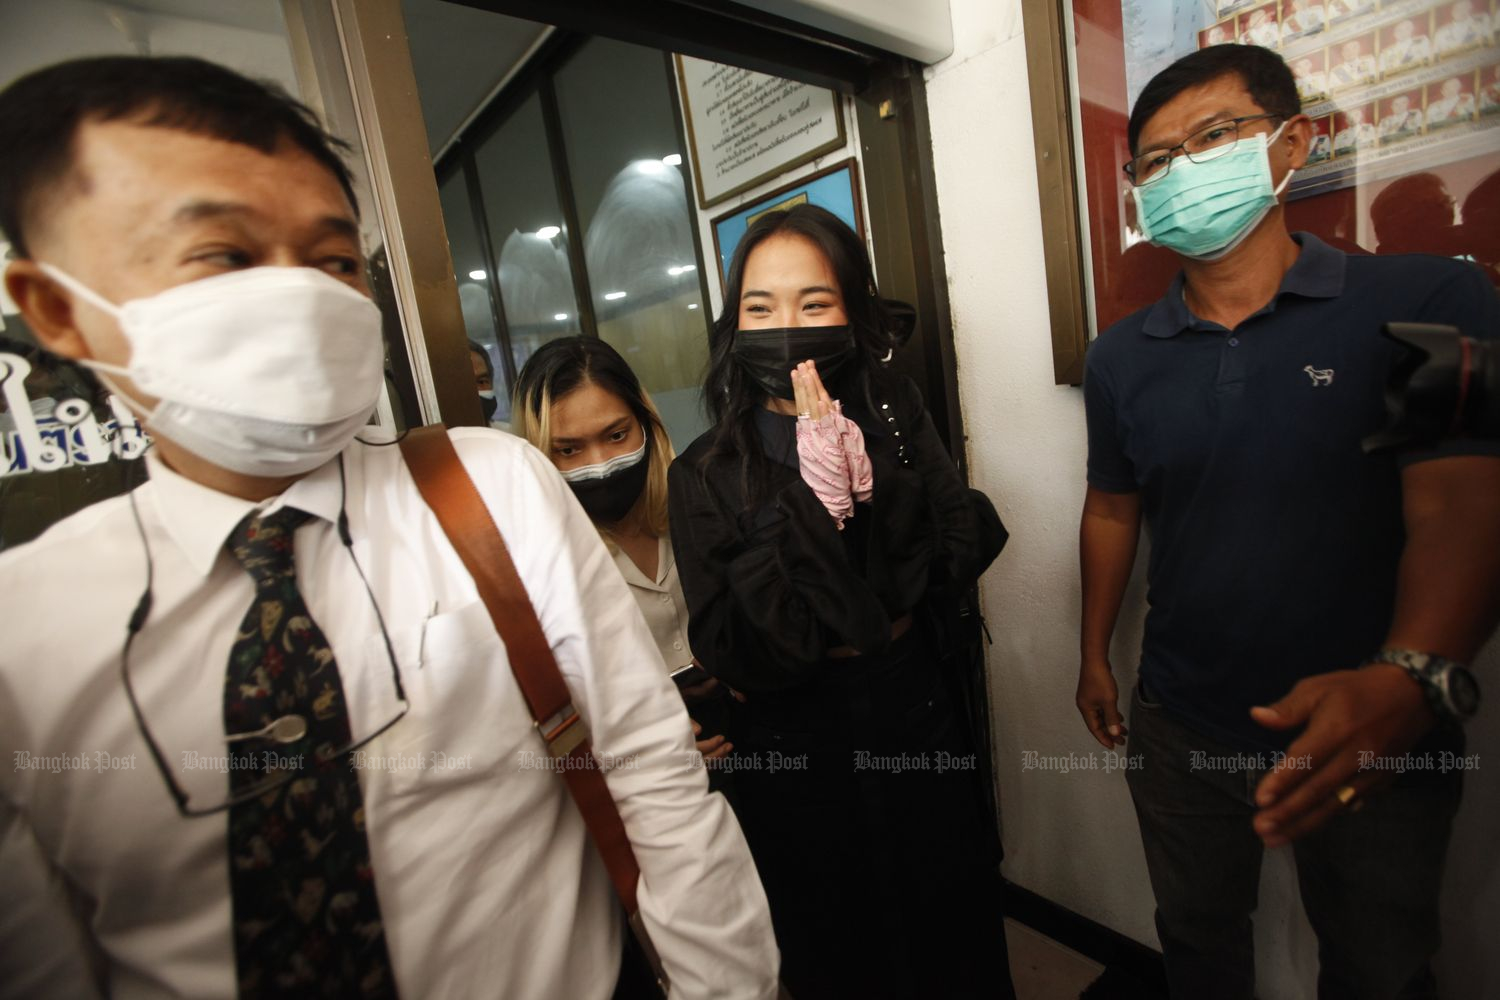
514, 336, 734, 777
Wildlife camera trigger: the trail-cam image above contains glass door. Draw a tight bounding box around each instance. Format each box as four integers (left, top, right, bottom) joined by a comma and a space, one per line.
412, 9, 714, 447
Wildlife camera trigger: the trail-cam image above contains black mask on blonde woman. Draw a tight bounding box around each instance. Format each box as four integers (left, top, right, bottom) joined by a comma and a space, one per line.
561, 434, 650, 525
731, 325, 856, 400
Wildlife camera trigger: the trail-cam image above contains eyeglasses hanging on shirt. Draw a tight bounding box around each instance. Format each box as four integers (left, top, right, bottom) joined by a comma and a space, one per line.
120, 454, 410, 817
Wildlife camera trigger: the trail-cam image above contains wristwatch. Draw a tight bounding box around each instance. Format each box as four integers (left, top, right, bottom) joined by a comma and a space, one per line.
1364, 648, 1481, 724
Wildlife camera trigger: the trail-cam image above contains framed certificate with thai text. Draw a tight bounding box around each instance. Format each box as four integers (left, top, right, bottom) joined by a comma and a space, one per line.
675, 54, 847, 209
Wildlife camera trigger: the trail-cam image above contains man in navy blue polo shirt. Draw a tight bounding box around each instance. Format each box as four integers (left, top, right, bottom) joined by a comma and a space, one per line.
1077, 45, 1500, 998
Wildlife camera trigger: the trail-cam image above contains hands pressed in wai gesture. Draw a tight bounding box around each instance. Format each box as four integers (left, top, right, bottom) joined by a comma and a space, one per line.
791, 360, 873, 529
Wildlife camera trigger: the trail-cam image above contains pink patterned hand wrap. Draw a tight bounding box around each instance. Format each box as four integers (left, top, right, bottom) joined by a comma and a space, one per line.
795, 400, 874, 529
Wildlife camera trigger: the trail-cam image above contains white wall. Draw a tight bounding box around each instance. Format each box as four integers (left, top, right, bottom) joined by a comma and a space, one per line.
924, 0, 1500, 996
738, 0, 955, 64
0, 0, 298, 97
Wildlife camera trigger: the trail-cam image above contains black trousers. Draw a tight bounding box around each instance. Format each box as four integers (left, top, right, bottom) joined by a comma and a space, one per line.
611, 923, 663, 1000
726, 628, 1016, 1000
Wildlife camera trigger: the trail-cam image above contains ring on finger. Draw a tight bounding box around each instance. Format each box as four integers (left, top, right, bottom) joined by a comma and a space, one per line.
1333, 784, 1365, 812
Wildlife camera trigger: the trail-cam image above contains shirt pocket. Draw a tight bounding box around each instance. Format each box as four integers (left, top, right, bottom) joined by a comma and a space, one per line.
356, 599, 537, 796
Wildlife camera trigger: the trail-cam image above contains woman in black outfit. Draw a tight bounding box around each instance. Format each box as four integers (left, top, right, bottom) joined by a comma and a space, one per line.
666, 205, 1015, 999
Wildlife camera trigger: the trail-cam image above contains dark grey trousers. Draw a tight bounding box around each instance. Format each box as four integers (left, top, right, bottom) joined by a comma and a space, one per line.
1124, 682, 1463, 1000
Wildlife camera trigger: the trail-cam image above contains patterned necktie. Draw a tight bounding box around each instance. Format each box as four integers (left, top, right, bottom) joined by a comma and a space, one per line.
224, 507, 397, 998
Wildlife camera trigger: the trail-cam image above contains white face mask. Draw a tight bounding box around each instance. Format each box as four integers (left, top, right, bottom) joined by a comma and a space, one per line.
40, 265, 385, 477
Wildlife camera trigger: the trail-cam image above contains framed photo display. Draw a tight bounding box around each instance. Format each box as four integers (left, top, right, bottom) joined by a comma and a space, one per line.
709, 158, 864, 289
1023, 0, 1499, 383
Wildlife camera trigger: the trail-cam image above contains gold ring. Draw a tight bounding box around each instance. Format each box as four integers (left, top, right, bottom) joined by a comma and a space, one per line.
1334, 785, 1364, 812
797, 411, 811, 419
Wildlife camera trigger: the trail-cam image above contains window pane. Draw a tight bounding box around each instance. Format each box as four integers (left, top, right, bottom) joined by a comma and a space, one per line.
471, 94, 583, 383
437, 171, 510, 425
552, 38, 711, 450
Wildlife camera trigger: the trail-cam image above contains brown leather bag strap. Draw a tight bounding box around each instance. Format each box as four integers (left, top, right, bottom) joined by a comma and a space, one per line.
401, 425, 795, 1000
397, 426, 643, 911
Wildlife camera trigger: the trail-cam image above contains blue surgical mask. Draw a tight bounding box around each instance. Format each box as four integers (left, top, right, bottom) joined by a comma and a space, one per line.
1132, 122, 1295, 261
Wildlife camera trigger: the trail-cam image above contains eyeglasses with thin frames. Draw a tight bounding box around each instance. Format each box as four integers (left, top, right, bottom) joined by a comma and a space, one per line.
1124, 114, 1285, 186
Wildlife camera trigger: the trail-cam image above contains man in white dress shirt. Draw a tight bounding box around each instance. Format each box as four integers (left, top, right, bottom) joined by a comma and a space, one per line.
1330, 39, 1378, 89
1434, 0, 1494, 56
1379, 93, 1426, 139
1242, 7, 1283, 49
1293, 57, 1329, 102
1380, 20, 1434, 76
1483, 66, 1500, 112
1426, 76, 1478, 125
0, 55, 779, 1000
1281, 0, 1327, 43
1334, 106, 1379, 152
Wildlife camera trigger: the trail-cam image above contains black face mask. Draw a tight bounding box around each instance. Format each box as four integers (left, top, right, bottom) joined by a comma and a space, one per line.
563, 436, 651, 525
731, 325, 856, 400
479, 392, 498, 422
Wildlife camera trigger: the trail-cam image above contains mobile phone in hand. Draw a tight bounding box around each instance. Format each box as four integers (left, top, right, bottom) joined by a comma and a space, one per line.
671, 662, 711, 690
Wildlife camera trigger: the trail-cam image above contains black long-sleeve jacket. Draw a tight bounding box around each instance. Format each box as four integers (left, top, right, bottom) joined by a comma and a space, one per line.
667, 376, 1004, 693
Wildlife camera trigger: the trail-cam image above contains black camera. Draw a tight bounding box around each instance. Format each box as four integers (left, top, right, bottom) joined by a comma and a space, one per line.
1363, 323, 1499, 452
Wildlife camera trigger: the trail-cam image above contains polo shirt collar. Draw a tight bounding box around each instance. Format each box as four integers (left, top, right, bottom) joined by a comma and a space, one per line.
1141, 232, 1347, 338
145, 448, 348, 578
1141, 273, 1196, 339
1279, 232, 1345, 298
